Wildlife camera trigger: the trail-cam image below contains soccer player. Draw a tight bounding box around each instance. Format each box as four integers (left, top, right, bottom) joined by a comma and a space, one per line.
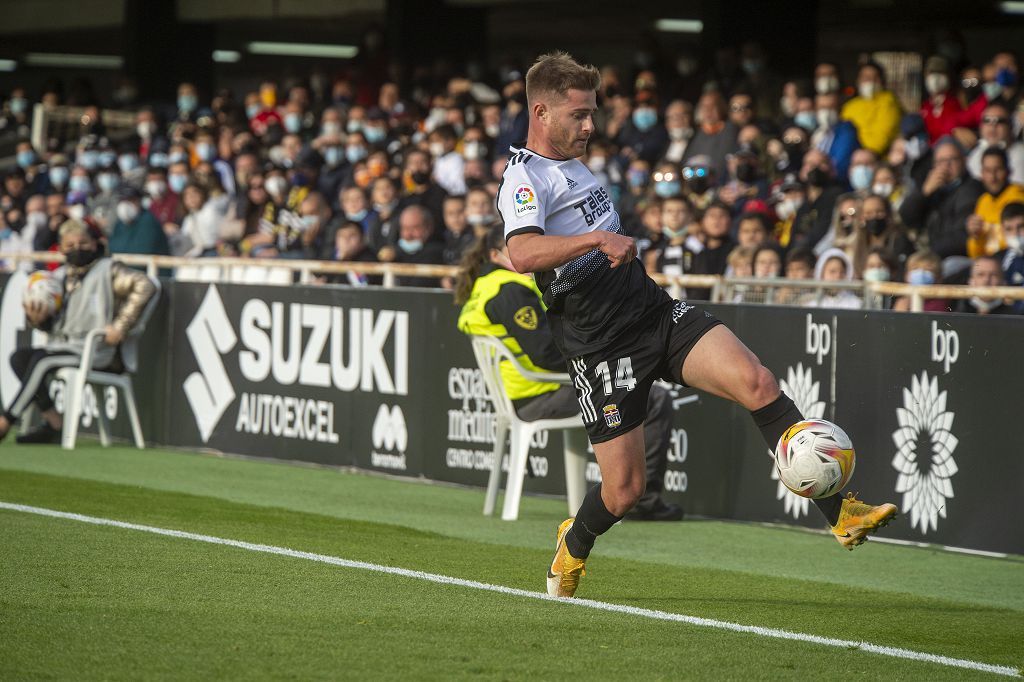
496, 52, 898, 599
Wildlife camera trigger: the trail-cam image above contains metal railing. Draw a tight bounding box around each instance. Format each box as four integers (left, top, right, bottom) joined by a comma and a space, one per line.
4, 251, 1024, 313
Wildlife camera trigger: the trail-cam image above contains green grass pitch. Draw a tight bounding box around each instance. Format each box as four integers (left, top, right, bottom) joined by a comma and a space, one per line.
1, 441, 1021, 680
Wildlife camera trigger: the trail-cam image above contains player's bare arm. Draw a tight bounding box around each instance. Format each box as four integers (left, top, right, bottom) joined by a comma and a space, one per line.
507, 230, 637, 273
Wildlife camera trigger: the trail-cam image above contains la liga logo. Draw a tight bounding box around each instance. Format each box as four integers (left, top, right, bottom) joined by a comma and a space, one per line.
513, 184, 538, 216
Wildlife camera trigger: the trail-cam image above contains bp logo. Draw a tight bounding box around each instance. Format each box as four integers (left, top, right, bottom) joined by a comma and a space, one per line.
513, 184, 538, 217
771, 363, 826, 519
892, 371, 959, 534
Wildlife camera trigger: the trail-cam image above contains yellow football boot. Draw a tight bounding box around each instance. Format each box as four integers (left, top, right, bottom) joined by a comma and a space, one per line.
831, 493, 898, 550
546, 518, 587, 597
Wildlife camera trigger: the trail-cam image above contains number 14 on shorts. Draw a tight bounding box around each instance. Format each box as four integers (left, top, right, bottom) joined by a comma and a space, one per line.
594, 357, 636, 394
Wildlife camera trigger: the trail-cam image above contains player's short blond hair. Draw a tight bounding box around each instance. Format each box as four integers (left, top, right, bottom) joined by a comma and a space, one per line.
525, 51, 600, 105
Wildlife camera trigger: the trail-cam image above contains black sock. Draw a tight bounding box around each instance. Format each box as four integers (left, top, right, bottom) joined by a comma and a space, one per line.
565, 484, 621, 559
750, 392, 843, 526
750, 391, 804, 451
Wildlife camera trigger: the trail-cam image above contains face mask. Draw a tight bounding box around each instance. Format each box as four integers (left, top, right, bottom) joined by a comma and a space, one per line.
907, 268, 935, 285
68, 204, 87, 221
150, 152, 170, 168
776, 197, 802, 221
816, 109, 838, 129
462, 140, 484, 160
687, 176, 710, 195
146, 179, 167, 197
587, 156, 607, 173
632, 108, 657, 132
97, 173, 119, 193
27, 210, 47, 230
195, 142, 215, 162
668, 126, 693, 141
865, 217, 888, 236
284, 113, 302, 133
116, 201, 140, 223
409, 170, 430, 186
849, 164, 873, 190
98, 151, 116, 167
815, 75, 840, 94
996, 67, 1018, 88
65, 247, 101, 268
1006, 234, 1022, 251
49, 166, 69, 188
137, 121, 155, 139
779, 97, 796, 118
654, 180, 681, 198
346, 119, 363, 133
346, 145, 368, 163
429, 142, 445, 158
78, 150, 99, 170
16, 150, 35, 168
485, 123, 500, 138
970, 296, 1001, 312
178, 93, 198, 113
300, 215, 319, 231
662, 225, 686, 239
398, 238, 423, 254
466, 213, 495, 226
872, 182, 893, 197
627, 169, 648, 189
324, 146, 343, 167
69, 176, 92, 194
246, 103, 261, 120
345, 209, 368, 222
735, 164, 758, 183
169, 151, 188, 165
168, 173, 188, 194
858, 81, 879, 99
118, 155, 139, 173
364, 126, 386, 144
904, 136, 926, 161
982, 81, 1003, 101
9, 96, 28, 115
806, 167, 829, 188
794, 111, 817, 131
742, 58, 762, 76
925, 73, 950, 96
265, 176, 288, 198
863, 266, 890, 282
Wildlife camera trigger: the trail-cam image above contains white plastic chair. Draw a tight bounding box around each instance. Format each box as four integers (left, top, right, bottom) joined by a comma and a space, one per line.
56, 276, 162, 450
470, 335, 588, 521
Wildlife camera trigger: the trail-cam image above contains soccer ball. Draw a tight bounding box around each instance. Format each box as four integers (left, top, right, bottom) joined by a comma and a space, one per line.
774, 419, 855, 499
23, 271, 63, 317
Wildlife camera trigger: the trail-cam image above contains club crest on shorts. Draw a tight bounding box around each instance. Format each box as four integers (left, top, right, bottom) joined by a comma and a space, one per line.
603, 404, 622, 428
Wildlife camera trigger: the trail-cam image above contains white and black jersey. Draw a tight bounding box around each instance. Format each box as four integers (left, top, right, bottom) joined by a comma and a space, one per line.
498, 146, 672, 356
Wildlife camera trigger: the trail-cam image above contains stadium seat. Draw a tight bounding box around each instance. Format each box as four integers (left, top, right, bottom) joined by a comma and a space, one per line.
470, 335, 587, 521
57, 276, 162, 451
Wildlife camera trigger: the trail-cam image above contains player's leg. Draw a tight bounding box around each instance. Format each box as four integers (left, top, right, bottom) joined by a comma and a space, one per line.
679, 323, 895, 545
549, 425, 645, 598
629, 385, 682, 520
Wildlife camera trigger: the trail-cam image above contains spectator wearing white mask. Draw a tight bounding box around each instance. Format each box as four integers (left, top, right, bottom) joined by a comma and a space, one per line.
966, 103, 1024, 185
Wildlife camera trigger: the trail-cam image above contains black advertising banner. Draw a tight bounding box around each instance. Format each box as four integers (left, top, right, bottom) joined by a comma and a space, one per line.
4, 270, 1021, 554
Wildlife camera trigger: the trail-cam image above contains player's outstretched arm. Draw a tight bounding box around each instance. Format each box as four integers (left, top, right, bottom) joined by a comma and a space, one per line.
507, 231, 636, 273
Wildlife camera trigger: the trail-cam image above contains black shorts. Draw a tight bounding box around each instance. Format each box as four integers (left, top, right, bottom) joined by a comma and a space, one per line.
566, 300, 722, 444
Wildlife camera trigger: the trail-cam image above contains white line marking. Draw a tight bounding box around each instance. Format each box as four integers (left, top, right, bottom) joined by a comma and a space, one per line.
1, 501, 1019, 678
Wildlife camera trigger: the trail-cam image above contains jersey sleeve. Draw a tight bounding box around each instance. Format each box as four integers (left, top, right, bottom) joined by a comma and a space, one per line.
498, 162, 548, 241
484, 282, 568, 372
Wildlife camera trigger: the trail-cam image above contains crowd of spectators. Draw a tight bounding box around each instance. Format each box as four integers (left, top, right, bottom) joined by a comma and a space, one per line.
1, 41, 1023, 313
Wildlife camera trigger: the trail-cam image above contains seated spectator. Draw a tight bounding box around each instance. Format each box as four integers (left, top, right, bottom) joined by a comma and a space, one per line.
178, 182, 225, 257
966, 147, 1024, 258
662, 99, 695, 165
0, 220, 156, 444
998, 202, 1024, 286
899, 136, 983, 261
778, 246, 817, 304
735, 211, 772, 248
920, 55, 987, 143
863, 246, 900, 283
465, 186, 500, 235
870, 163, 905, 212
688, 202, 736, 299
751, 243, 789, 303
616, 89, 669, 166
338, 186, 374, 236
841, 61, 902, 156
814, 191, 860, 257
378, 205, 446, 287
681, 155, 718, 212
893, 250, 951, 312
442, 195, 473, 266
811, 90, 859, 181
953, 255, 1017, 315
859, 193, 914, 273
727, 244, 756, 277
294, 191, 331, 259
366, 177, 400, 254
398, 149, 448, 232
966, 102, 1024, 185
848, 148, 879, 192
685, 91, 739, 180
649, 195, 697, 276
321, 220, 380, 286
793, 149, 844, 251
108, 186, 170, 257
808, 247, 861, 309
143, 167, 179, 229
429, 124, 466, 196
719, 145, 768, 210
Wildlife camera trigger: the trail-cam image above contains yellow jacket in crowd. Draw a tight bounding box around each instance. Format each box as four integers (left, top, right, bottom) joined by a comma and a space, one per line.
841, 90, 903, 156
968, 183, 1024, 257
